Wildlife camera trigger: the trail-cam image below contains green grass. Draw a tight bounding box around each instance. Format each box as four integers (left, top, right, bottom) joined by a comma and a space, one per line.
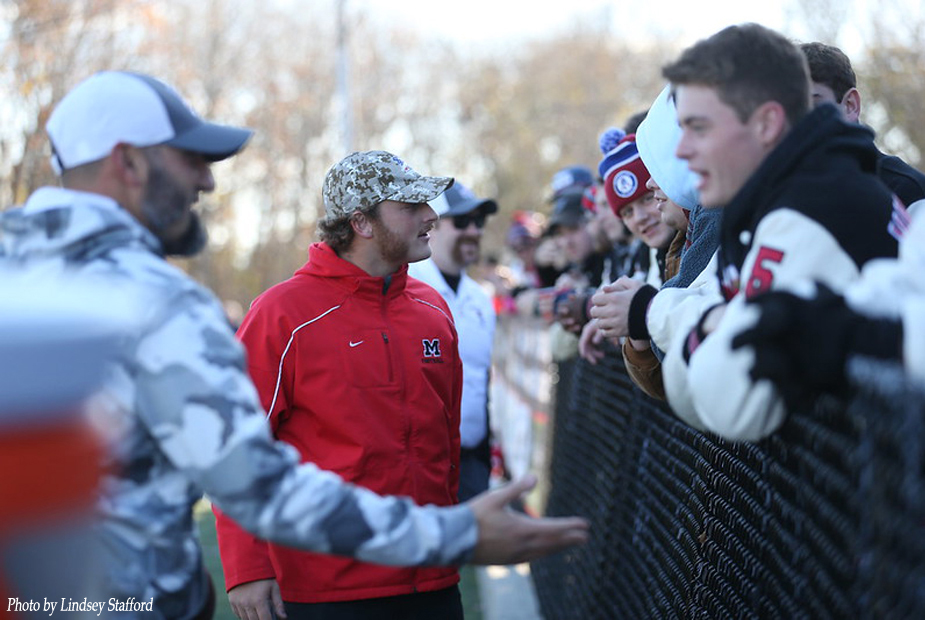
195, 501, 483, 620
195, 501, 237, 620
459, 564, 484, 620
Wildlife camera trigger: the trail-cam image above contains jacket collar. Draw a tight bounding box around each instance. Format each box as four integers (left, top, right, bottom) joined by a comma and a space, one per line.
299, 242, 410, 299
720, 104, 878, 265
410, 257, 480, 301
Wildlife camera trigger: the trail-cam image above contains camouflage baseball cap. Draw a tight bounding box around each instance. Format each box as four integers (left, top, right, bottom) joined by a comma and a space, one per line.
322, 150, 454, 220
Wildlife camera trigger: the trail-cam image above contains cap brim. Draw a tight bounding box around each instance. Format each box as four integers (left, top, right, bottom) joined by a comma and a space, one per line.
388, 176, 454, 204
444, 198, 498, 217
166, 122, 254, 162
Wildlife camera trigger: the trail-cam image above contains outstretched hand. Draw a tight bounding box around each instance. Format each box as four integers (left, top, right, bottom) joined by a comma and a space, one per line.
467, 475, 589, 565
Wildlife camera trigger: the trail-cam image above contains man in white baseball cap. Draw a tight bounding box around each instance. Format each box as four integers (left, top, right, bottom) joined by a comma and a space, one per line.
47, 71, 253, 173
43, 70, 252, 256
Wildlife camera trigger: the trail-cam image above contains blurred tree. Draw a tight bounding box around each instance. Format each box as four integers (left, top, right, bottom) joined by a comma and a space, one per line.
5, 0, 920, 308
861, 14, 925, 168
452, 22, 673, 253
785, 0, 850, 46
0, 0, 138, 206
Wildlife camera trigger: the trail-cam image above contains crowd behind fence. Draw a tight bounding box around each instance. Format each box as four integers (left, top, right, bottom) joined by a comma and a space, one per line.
490, 315, 925, 619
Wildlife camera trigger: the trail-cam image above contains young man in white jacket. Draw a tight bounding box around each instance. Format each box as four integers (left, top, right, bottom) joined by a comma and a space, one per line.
654, 24, 902, 441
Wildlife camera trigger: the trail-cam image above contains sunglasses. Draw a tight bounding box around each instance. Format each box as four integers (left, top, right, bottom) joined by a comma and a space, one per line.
451, 212, 487, 230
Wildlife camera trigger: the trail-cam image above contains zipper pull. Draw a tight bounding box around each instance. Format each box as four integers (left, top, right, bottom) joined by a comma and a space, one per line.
382, 332, 389, 343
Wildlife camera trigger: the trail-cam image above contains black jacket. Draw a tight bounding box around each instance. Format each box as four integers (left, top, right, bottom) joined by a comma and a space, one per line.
877, 149, 925, 208
718, 104, 900, 299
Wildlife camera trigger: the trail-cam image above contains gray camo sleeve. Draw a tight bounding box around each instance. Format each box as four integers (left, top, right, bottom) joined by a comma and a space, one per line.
134, 288, 477, 566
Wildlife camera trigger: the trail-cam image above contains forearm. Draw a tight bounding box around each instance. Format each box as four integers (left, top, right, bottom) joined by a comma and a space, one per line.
206, 424, 478, 567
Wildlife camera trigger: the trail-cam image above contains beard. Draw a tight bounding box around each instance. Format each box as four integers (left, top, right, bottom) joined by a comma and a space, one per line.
140, 156, 207, 257
159, 213, 207, 257
369, 217, 414, 266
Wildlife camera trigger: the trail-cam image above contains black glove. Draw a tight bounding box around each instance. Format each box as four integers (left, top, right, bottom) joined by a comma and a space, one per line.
731, 283, 903, 408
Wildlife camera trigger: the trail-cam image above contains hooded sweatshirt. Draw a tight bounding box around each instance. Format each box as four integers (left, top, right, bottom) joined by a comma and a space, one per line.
621, 85, 723, 399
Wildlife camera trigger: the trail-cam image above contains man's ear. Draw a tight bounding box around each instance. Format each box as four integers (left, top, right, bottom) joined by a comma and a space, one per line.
111, 143, 147, 188
840, 87, 861, 123
751, 101, 788, 149
350, 212, 375, 239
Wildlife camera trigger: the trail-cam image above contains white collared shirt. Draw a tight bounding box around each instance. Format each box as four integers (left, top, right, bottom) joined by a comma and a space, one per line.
408, 258, 496, 448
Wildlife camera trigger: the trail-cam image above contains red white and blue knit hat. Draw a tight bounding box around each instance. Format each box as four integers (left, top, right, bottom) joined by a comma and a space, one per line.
598, 128, 651, 217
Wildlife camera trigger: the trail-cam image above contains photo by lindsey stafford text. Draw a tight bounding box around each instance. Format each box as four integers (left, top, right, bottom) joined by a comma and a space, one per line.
7, 597, 154, 616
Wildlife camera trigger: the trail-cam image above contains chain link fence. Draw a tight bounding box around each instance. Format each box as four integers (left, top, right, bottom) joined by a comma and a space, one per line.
491, 317, 925, 619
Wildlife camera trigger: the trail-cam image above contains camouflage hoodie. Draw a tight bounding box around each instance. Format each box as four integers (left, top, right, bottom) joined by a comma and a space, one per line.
0, 187, 476, 619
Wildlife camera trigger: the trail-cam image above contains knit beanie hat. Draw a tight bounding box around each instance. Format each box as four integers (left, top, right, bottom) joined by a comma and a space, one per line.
598, 128, 652, 217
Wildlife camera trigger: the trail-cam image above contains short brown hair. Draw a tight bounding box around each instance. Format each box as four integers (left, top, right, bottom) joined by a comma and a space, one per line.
662, 23, 811, 128
317, 203, 380, 254
800, 41, 856, 103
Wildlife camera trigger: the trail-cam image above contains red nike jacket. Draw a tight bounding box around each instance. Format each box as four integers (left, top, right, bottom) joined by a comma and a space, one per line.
214, 242, 462, 603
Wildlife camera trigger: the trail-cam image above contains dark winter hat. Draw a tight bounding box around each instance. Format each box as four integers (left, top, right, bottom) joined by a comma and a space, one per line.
549, 165, 594, 202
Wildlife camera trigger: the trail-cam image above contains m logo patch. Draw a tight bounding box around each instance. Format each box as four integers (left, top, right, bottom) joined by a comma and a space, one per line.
422, 339, 441, 358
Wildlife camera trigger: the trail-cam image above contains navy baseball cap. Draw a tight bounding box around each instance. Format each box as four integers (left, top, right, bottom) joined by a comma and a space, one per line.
547, 188, 588, 233
549, 165, 594, 201
430, 182, 498, 217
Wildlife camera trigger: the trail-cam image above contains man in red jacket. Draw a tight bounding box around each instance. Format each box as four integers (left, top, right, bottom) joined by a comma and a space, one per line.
215, 150, 467, 620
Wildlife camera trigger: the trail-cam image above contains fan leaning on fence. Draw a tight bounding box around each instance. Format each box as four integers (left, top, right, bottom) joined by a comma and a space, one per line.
586, 24, 902, 442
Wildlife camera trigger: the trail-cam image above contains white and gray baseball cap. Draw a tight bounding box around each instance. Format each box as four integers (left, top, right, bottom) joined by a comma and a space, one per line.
46, 71, 253, 175
322, 150, 454, 221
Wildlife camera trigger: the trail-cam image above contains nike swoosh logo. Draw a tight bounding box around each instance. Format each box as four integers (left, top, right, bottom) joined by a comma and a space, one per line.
349, 340, 364, 348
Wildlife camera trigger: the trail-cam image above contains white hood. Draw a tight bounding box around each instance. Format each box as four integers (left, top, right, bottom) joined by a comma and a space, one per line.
636, 84, 700, 211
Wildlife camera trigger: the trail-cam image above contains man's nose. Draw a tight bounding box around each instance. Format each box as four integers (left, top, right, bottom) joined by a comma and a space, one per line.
198, 162, 216, 193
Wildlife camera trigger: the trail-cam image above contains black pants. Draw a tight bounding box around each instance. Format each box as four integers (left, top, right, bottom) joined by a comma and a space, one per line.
283, 585, 463, 620
457, 450, 491, 503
